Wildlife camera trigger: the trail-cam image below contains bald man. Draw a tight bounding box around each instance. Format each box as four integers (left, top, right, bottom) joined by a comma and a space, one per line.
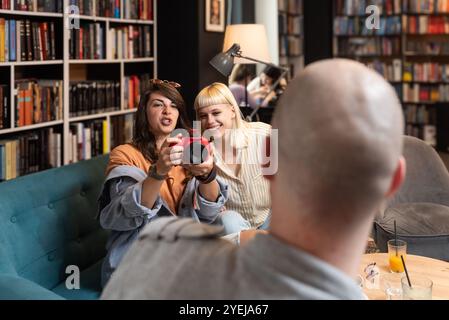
101, 59, 406, 300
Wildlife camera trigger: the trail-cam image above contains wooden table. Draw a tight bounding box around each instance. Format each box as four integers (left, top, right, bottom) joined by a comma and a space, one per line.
359, 253, 449, 300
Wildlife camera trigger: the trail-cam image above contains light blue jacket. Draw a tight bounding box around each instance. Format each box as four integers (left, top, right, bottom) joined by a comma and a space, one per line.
97, 165, 229, 287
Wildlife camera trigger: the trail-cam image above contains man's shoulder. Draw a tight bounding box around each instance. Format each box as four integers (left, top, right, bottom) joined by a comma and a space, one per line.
138, 216, 226, 243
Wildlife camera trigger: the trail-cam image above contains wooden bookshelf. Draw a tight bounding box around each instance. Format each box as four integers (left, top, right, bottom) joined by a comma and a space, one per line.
333, 0, 449, 148
278, 0, 304, 79
0, 0, 157, 182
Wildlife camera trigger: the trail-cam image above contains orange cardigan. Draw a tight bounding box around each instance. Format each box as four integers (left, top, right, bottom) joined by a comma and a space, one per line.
106, 144, 187, 215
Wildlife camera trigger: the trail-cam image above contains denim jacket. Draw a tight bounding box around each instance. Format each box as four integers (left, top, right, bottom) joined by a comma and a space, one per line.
97, 165, 229, 287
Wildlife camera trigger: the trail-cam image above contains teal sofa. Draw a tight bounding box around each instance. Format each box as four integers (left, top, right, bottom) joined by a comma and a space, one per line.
0, 155, 109, 300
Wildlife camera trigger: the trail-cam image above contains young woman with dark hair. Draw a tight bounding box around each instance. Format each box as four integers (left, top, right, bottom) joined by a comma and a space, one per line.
97, 80, 241, 287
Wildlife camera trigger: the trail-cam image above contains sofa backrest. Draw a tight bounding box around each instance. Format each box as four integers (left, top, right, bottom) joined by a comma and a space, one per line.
0, 155, 110, 290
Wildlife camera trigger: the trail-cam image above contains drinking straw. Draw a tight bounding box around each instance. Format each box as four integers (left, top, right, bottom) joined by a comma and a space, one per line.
401, 255, 412, 288
394, 220, 398, 256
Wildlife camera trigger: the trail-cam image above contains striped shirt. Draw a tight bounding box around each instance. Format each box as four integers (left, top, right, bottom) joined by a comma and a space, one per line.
214, 121, 271, 228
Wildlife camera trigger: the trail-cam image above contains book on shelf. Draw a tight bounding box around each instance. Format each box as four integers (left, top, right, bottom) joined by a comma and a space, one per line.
406, 38, 449, 54
15, 79, 63, 127
70, 22, 104, 60
404, 0, 449, 14
334, 16, 401, 35
69, 0, 153, 20
366, 59, 402, 81
279, 13, 303, 35
0, 0, 10, 9
14, 0, 63, 12
335, 0, 402, 16
403, 83, 449, 102
279, 35, 303, 56
0, 85, 9, 130
110, 113, 134, 150
278, 0, 303, 15
69, 119, 108, 163
336, 37, 401, 55
107, 24, 151, 60
0, 127, 61, 181
69, 80, 120, 117
124, 73, 151, 110
0, 18, 56, 62
404, 15, 449, 34
403, 62, 449, 82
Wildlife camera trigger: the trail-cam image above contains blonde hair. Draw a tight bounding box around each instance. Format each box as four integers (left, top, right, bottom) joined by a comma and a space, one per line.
194, 82, 249, 148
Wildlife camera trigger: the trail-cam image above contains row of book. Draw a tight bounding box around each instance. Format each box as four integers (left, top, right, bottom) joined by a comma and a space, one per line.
334, 16, 401, 35
406, 124, 437, 146
404, 16, 449, 34
279, 14, 303, 36
0, 128, 61, 181
70, 22, 104, 60
69, 80, 120, 117
15, 79, 63, 127
403, 83, 449, 102
107, 25, 152, 60
0, 19, 56, 62
403, 62, 449, 82
278, 0, 303, 14
68, 0, 153, 20
0, 0, 10, 9
279, 35, 303, 56
405, 38, 449, 54
68, 120, 108, 163
335, 0, 402, 16
404, 104, 437, 124
14, 0, 63, 12
0, 85, 9, 130
336, 37, 401, 56
110, 113, 134, 150
366, 59, 402, 81
124, 73, 151, 110
404, 0, 449, 13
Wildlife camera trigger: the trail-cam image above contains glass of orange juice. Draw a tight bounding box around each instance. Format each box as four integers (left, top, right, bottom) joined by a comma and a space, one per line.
387, 239, 407, 273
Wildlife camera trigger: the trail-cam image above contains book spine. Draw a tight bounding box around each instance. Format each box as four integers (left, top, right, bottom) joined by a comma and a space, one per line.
25, 20, 32, 61
0, 18, 5, 62
9, 20, 16, 61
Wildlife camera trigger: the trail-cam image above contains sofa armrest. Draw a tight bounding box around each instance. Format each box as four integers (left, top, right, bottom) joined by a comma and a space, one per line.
0, 274, 65, 300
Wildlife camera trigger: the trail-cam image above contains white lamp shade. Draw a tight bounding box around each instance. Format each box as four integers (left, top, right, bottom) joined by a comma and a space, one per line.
223, 24, 271, 64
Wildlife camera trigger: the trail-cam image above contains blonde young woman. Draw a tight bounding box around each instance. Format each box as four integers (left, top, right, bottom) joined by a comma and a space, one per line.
194, 82, 271, 230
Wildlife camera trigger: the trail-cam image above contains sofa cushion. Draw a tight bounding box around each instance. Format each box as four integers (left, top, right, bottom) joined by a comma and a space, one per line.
52, 259, 103, 300
0, 155, 109, 293
374, 202, 449, 261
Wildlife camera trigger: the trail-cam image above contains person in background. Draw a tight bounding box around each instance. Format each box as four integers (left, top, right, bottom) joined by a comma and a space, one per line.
97, 80, 246, 287
248, 65, 287, 107
194, 82, 272, 230
101, 59, 406, 299
228, 64, 259, 109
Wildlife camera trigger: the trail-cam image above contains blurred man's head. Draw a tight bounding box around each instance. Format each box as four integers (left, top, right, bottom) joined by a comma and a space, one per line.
270, 59, 405, 227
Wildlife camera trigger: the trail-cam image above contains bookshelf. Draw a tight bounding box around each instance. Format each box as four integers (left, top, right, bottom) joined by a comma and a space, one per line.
0, 0, 156, 181
278, 0, 304, 78
333, 0, 449, 148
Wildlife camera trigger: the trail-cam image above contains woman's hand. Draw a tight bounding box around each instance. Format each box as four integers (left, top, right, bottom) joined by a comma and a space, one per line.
156, 134, 184, 175
183, 142, 215, 178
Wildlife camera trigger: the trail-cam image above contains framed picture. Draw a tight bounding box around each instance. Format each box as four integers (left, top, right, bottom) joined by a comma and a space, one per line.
205, 0, 225, 32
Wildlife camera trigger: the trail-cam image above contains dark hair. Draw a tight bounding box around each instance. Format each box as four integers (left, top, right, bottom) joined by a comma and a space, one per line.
233, 65, 251, 83
263, 66, 282, 81
132, 82, 191, 162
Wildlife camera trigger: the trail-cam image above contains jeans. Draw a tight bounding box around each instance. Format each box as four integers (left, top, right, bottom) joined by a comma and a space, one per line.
257, 212, 271, 230
214, 210, 251, 235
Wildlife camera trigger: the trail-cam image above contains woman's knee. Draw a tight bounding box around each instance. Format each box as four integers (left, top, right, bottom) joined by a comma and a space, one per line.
216, 210, 251, 235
